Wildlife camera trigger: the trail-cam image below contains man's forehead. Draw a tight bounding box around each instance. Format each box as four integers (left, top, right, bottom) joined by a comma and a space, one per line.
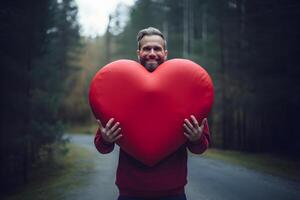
140, 35, 165, 47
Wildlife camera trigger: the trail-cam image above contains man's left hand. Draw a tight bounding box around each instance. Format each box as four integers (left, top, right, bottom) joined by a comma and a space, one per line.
183, 115, 206, 142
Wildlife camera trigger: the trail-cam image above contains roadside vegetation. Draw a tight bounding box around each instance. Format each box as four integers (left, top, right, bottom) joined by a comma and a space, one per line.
202, 148, 300, 181
4, 144, 94, 200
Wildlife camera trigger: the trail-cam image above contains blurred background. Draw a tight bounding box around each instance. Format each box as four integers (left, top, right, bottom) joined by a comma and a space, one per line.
1, 0, 300, 197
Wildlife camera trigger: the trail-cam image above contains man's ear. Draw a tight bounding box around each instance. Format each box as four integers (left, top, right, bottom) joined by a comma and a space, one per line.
164, 50, 168, 60
137, 49, 140, 60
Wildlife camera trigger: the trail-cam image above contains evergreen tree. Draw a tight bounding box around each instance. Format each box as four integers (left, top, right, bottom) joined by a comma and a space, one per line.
0, 0, 81, 194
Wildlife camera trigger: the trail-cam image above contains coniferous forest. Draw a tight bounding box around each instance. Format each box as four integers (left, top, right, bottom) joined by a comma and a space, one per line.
98, 0, 300, 155
1, 0, 300, 195
1, 0, 81, 193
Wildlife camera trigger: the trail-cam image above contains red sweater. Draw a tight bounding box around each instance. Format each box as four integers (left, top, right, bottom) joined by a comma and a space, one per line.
94, 121, 210, 198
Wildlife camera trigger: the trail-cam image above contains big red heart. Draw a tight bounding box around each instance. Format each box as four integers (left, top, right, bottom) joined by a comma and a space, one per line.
89, 59, 214, 166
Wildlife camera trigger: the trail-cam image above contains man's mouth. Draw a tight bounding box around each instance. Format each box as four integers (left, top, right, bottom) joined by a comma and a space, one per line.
146, 59, 158, 64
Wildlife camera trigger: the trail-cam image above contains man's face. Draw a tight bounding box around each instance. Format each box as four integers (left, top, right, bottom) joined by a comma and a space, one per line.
137, 35, 168, 72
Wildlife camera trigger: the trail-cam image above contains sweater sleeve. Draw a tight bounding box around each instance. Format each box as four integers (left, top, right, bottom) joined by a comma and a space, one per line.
94, 128, 115, 154
186, 119, 210, 154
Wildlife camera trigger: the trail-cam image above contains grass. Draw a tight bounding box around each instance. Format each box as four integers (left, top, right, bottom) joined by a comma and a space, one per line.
64, 123, 98, 135
4, 143, 95, 200
202, 148, 300, 181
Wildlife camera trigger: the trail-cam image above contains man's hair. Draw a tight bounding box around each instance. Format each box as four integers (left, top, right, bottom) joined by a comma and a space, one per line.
136, 27, 167, 50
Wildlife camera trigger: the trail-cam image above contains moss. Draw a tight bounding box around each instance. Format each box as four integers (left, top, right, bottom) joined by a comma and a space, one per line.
202, 148, 300, 181
4, 144, 94, 200
64, 124, 98, 135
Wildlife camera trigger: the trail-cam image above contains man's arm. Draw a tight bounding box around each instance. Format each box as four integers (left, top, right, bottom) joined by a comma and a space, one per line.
94, 118, 122, 154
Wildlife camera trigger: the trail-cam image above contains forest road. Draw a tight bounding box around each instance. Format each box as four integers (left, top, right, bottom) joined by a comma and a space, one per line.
65, 134, 300, 200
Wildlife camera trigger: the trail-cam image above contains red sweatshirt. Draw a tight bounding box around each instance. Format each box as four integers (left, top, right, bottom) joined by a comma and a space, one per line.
94, 121, 210, 198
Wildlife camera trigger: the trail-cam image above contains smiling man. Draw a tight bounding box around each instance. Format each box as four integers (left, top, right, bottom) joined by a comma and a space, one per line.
94, 27, 210, 200
137, 28, 168, 72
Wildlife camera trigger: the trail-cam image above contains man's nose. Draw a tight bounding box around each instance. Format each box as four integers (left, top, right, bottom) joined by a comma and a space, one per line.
148, 49, 156, 58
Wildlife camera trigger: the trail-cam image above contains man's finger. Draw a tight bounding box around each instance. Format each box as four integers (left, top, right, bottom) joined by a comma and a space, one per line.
106, 118, 115, 129
184, 119, 194, 129
107, 122, 120, 136
201, 118, 207, 128
183, 124, 192, 134
97, 119, 104, 129
113, 134, 123, 142
110, 122, 120, 133
190, 115, 200, 128
111, 128, 121, 138
183, 132, 191, 139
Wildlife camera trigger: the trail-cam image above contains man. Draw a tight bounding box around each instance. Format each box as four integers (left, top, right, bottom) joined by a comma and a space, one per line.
94, 27, 210, 200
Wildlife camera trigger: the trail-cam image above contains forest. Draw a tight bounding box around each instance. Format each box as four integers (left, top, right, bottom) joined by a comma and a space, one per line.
1, 0, 300, 195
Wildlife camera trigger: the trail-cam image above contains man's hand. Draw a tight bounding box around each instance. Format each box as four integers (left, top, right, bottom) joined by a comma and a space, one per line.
183, 115, 206, 142
97, 118, 122, 144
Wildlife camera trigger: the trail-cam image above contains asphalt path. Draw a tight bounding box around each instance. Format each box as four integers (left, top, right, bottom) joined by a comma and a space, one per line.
66, 134, 300, 200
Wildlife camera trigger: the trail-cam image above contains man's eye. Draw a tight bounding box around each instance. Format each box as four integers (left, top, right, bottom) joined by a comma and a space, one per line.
143, 47, 151, 51
154, 47, 162, 51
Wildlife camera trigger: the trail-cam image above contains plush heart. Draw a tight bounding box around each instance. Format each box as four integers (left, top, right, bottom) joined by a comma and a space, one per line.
89, 59, 214, 166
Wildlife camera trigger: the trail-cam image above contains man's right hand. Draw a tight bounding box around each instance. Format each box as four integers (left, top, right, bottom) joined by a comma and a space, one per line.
97, 118, 122, 144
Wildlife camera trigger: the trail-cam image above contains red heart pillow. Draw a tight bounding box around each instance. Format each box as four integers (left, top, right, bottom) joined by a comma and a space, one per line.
89, 59, 214, 166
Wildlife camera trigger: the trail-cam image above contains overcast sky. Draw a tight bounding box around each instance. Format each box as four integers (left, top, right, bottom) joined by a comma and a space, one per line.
75, 0, 136, 37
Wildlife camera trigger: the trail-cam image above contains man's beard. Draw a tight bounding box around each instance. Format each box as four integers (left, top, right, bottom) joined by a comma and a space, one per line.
144, 62, 158, 72
139, 58, 163, 72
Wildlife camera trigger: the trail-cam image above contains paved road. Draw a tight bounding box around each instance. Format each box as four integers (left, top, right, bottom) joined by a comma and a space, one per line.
66, 134, 300, 200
